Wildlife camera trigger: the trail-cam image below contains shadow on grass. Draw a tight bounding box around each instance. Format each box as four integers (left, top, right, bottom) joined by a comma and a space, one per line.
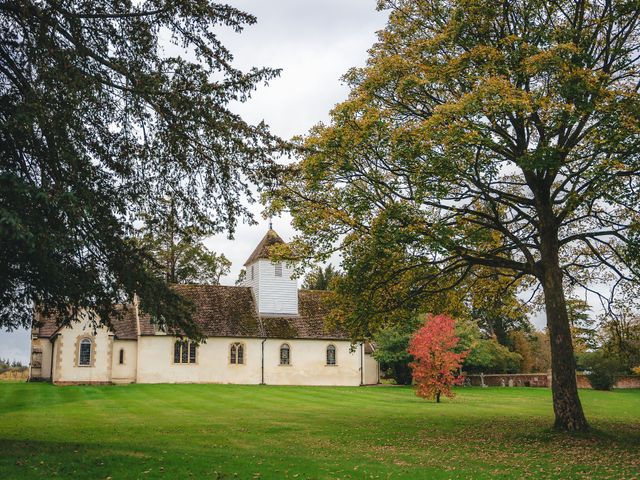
0, 438, 248, 480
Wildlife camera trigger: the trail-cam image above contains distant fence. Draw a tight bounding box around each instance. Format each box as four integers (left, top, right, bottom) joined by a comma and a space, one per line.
0, 369, 29, 382
465, 373, 640, 389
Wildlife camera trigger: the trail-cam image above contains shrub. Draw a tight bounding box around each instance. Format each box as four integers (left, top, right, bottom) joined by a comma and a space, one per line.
372, 319, 420, 385
580, 352, 623, 390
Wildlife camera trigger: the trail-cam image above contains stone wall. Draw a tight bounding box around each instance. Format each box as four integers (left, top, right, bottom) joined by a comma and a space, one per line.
466, 373, 550, 387
466, 373, 640, 389
601, 375, 640, 389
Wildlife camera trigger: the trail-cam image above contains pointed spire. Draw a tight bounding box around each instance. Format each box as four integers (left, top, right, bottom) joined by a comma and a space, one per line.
243, 228, 285, 266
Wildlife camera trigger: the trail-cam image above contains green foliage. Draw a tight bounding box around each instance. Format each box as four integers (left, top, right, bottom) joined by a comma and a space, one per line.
302, 264, 340, 290
0, 1, 280, 336
598, 293, 640, 373
137, 200, 231, 285
372, 318, 420, 384
235, 268, 247, 285
566, 298, 598, 353
457, 319, 523, 374
172, 246, 230, 285
374, 316, 524, 379
530, 331, 553, 373
470, 270, 532, 346
580, 351, 624, 391
508, 331, 534, 373
469, 339, 522, 374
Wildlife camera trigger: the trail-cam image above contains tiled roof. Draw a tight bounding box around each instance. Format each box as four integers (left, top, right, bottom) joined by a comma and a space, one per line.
33, 286, 350, 341
33, 304, 139, 340
33, 310, 63, 338
109, 306, 139, 340
243, 228, 285, 266
138, 285, 262, 337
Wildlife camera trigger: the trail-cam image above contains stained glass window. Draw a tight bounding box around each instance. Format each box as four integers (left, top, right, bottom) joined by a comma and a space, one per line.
326, 344, 336, 365
174, 341, 197, 364
181, 341, 188, 364
230, 343, 244, 364
280, 344, 290, 365
174, 341, 181, 363
79, 338, 92, 366
189, 342, 197, 363
230, 344, 237, 364
237, 344, 244, 364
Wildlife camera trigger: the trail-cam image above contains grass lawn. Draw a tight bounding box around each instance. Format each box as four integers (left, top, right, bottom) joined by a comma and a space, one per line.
0, 383, 638, 479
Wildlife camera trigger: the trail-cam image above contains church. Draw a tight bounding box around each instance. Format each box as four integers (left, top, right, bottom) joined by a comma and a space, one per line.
28, 229, 379, 386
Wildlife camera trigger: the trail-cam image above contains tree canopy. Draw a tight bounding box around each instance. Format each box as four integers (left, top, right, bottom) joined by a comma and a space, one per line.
137, 200, 231, 285
1, 1, 279, 337
301, 264, 340, 290
409, 314, 469, 402
269, 0, 640, 431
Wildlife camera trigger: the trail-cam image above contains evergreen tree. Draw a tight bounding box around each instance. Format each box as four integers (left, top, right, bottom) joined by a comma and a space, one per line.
1, 1, 279, 338
302, 264, 340, 290
137, 200, 230, 285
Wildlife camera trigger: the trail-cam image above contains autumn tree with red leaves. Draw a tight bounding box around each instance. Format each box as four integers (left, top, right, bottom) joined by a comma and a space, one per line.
408, 315, 469, 403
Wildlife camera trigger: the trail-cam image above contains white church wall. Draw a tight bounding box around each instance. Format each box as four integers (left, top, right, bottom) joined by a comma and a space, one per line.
53, 319, 113, 384
37, 330, 376, 386
363, 353, 379, 385
111, 340, 137, 384
256, 259, 298, 315
136, 336, 264, 384
263, 339, 361, 386
135, 336, 364, 386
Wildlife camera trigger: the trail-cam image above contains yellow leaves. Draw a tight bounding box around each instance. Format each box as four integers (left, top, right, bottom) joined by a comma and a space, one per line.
435, 45, 505, 83
523, 43, 581, 76
418, 76, 533, 149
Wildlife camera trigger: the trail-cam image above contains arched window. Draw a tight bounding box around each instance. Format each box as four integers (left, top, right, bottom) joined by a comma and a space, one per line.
78, 338, 92, 366
280, 343, 290, 365
119, 348, 124, 365
230, 343, 245, 365
173, 340, 197, 364
326, 344, 336, 365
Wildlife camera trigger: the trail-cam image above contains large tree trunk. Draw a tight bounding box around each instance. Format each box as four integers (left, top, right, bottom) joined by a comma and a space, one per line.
540, 232, 589, 432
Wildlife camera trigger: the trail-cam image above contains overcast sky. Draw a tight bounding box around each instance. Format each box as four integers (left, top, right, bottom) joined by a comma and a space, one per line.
0, 1, 389, 363
207, 0, 389, 284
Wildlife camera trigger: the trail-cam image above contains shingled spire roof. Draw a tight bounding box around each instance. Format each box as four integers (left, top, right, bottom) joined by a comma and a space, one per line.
243, 228, 285, 266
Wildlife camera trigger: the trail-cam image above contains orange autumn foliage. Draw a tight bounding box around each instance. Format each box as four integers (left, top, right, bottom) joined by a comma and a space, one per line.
408, 314, 469, 402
